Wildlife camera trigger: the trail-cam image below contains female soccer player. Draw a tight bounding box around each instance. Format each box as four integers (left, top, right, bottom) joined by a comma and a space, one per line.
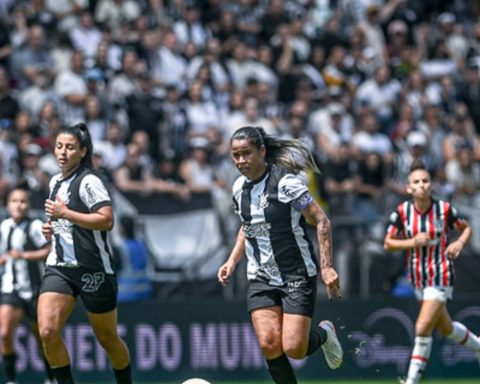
38, 122, 132, 384
217, 126, 343, 384
384, 160, 480, 384
0, 186, 54, 384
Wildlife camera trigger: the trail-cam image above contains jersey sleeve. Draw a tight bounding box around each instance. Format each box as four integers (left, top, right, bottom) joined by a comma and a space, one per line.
278, 173, 313, 211
79, 174, 112, 212
448, 204, 468, 229
29, 219, 49, 248
386, 209, 404, 236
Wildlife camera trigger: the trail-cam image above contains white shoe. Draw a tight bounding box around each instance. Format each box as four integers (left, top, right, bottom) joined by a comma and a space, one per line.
319, 320, 343, 369
45, 379, 57, 384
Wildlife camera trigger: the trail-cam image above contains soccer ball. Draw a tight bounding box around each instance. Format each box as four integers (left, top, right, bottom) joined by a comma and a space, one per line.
181, 379, 212, 384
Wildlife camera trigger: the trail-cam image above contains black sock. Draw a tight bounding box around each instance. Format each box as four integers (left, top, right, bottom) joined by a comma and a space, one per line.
44, 357, 54, 380
3, 353, 16, 382
52, 365, 75, 384
113, 364, 132, 384
306, 325, 328, 355
266, 354, 297, 384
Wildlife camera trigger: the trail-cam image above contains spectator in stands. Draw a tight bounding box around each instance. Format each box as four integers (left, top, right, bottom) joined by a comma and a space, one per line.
173, 2, 210, 50
323, 141, 357, 216
69, 10, 102, 68
218, 126, 343, 384
94, 0, 141, 41
114, 142, 153, 196
11, 24, 54, 90
179, 136, 229, 211
311, 101, 354, 163
0, 67, 20, 123
39, 122, 133, 384
125, 71, 163, 161
46, 0, 87, 33
54, 50, 88, 125
442, 105, 480, 162
384, 160, 480, 384
18, 143, 50, 207
355, 64, 402, 130
445, 142, 480, 253
184, 79, 221, 140
84, 94, 108, 142
352, 110, 394, 163
354, 150, 386, 234
95, 120, 127, 172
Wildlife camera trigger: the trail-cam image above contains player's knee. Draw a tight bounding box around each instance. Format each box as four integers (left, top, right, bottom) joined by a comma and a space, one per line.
415, 320, 433, 336
0, 328, 14, 345
39, 324, 61, 344
95, 329, 119, 350
257, 335, 282, 358
283, 343, 305, 359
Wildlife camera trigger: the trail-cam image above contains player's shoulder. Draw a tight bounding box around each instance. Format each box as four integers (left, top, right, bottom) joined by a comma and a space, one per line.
232, 175, 247, 192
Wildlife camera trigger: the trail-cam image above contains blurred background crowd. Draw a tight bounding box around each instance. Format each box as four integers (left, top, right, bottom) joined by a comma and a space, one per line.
1, 0, 480, 300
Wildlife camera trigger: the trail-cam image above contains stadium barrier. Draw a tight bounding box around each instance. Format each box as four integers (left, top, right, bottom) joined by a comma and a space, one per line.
4, 297, 480, 383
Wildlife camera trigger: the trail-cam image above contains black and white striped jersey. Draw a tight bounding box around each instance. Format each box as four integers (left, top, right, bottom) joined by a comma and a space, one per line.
47, 167, 114, 274
232, 164, 319, 286
0, 217, 48, 299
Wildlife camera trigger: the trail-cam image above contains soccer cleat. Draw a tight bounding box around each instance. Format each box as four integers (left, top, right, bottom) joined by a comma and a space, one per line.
44, 380, 57, 384
319, 320, 343, 369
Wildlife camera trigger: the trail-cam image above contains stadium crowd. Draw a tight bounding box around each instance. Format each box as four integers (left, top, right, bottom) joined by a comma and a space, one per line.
1, 0, 480, 296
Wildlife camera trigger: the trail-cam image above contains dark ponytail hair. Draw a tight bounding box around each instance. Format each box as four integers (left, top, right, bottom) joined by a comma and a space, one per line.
409, 159, 427, 174
231, 126, 319, 174
57, 122, 93, 169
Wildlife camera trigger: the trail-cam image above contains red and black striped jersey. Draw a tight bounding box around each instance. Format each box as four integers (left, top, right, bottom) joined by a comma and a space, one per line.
386, 199, 467, 289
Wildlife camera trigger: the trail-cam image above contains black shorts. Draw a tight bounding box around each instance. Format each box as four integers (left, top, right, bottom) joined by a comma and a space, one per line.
40, 266, 118, 314
0, 293, 38, 321
247, 277, 317, 317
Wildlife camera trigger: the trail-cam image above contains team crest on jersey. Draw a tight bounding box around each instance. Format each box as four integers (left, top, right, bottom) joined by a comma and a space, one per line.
258, 193, 269, 209
434, 215, 445, 232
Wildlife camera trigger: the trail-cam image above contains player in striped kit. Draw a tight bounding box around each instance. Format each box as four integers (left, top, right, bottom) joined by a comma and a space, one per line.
384, 160, 480, 384
0, 186, 54, 384
38, 122, 132, 384
218, 126, 343, 384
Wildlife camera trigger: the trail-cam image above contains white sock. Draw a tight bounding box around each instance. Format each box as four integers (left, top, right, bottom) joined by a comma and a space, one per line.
406, 336, 432, 384
448, 321, 480, 351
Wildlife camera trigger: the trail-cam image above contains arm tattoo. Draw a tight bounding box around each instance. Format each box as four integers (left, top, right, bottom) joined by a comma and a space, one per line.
317, 216, 333, 269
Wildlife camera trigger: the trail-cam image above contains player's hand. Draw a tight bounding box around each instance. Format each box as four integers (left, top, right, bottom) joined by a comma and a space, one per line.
217, 261, 236, 286
445, 240, 464, 260
0, 255, 7, 265
413, 232, 430, 248
9, 249, 23, 260
42, 220, 53, 241
321, 266, 341, 301
45, 196, 67, 219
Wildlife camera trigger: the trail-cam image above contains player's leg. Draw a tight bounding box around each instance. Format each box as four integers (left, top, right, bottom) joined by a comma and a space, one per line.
436, 305, 480, 353
404, 298, 443, 384
0, 303, 23, 384
251, 306, 297, 384
282, 277, 342, 369
30, 320, 55, 384
37, 292, 76, 384
87, 309, 131, 384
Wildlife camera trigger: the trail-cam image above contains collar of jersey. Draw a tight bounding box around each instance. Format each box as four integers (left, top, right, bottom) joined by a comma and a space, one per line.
58, 166, 85, 183
246, 163, 271, 185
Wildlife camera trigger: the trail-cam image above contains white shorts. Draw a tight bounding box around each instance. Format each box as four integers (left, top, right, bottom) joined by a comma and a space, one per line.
414, 286, 453, 303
